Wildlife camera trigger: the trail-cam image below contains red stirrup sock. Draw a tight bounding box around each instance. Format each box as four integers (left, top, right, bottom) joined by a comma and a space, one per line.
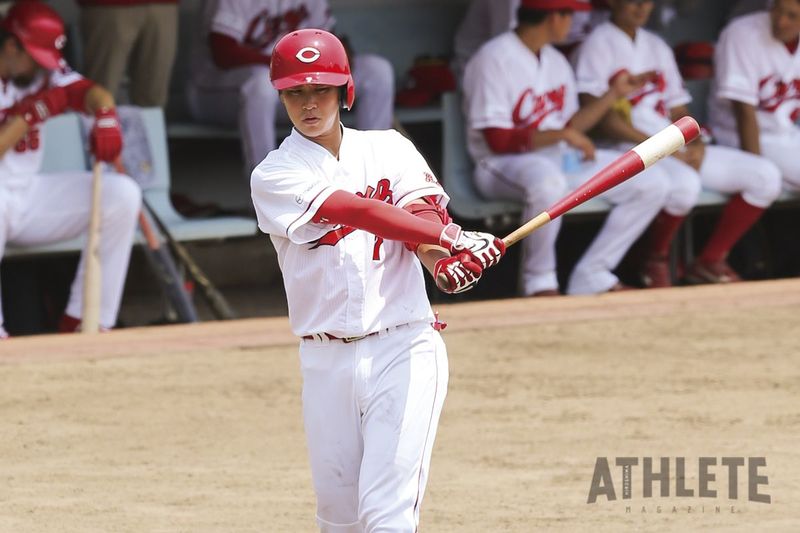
699, 194, 765, 263
647, 211, 685, 257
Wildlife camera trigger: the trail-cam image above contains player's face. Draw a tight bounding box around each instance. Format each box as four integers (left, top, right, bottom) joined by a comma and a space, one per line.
281, 84, 341, 139
610, 0, 654, 31
550, 10, 575, 43
771, 0, 800, 43
1, 39, 40, 87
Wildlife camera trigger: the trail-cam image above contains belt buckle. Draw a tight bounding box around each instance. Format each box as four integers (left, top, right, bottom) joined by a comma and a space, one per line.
341, 334, 366, 344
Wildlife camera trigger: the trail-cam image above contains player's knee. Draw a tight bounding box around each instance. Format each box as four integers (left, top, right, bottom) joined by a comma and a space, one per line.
665, 172, 700, 215
749, 160, 783, 206
354, 54, 395, 94
525, 171, 568, 205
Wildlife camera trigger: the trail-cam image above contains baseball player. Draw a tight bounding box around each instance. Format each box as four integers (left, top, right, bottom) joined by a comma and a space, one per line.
251, 28, 505, 532
574, 0, 783, 286
188, 0, 395, 174
710, 0, 800, 192
462, 0, 671, 296
0, 1, 141, 337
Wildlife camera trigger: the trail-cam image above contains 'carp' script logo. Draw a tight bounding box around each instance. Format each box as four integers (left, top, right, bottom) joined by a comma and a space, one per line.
312, 179, 394, 260
512, 86, 566, 129
587, 456, 770, 504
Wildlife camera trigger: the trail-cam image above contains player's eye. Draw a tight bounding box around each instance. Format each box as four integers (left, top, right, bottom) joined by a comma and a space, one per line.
315, 87, 331, 94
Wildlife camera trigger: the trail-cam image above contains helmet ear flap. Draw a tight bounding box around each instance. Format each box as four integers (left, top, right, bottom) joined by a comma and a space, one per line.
340, 79, 355, 110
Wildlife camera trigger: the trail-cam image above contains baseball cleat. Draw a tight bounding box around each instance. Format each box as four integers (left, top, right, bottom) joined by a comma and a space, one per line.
684, 260, 742, 284
640, 255, 672, 288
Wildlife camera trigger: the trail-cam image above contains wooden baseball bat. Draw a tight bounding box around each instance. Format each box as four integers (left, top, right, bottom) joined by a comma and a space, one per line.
503, 116, 700, 247
82, 161, 103, 334
435, 116, 700, 291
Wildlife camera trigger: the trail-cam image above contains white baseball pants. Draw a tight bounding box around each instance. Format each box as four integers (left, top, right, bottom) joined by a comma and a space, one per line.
299, 321, 448, 533
0, 171, 141, 329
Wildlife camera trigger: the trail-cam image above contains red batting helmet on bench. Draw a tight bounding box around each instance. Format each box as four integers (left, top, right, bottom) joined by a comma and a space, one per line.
1, 0, 66, 70
270, 28, 355, 110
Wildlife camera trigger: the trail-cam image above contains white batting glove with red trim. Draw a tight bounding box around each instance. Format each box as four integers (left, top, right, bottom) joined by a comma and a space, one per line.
434, 252, 483, 294
439, 223, 505, 269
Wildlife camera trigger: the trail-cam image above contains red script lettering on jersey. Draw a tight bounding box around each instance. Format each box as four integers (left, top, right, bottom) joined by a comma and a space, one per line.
312, 179, 395, 260
244, 6, 310, 50
758, 75, 800, 119
512, 86, 566, 129
628, 71, 668, 117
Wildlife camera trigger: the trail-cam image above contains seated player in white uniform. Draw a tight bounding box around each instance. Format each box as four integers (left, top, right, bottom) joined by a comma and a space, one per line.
187, 0, 395, 175
574, 0, 782, 286
0, 1, 141, 338
711, 1, 800, 191
462, 0, 671, 296
250, 29, 505, 532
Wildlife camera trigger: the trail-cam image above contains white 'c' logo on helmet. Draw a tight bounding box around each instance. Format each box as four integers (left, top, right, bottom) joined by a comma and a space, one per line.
296, 47, 321, 63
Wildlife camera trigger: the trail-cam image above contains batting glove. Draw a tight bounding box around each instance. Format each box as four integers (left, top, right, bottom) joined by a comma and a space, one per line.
434, 252, 483, 294
13, 86, 69, 127
90, 107, 123, 162
439, 223, 505, 269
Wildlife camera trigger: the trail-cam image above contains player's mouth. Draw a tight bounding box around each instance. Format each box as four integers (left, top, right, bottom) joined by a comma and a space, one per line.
302, 116, 321, 125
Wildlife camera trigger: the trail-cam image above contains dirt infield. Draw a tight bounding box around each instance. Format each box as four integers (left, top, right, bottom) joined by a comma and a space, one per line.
2, 279, 800, 532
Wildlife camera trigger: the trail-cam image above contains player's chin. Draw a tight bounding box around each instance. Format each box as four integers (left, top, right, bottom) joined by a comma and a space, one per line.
296, 117, 337, 138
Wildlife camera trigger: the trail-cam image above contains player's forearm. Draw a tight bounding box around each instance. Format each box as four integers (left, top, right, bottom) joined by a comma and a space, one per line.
732, 100, 761, 155
316, 190, 446, 246
83, 85, 116, 114
0, 116, 30, 158
570, 91, 619, 132
416, 244, 451, 277
531, 128, 570, 149
596, 108, 650, 144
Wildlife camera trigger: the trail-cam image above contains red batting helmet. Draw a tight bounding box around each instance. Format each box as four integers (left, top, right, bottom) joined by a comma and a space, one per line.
1, 0, 66, 70
270, 29, 355, 110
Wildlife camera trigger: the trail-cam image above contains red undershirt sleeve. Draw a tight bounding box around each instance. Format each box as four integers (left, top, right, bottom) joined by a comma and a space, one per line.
209, 32, 271, 69
482, 126, 535, 154
313, 189, 446, 246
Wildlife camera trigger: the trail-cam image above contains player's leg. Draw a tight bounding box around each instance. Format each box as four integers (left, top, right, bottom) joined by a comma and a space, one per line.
299, 341, 363, 532
8, 172, 141, 330
759, 129, 800, 193
127, 3, 179, 107
80, 5, 142, 100
351, 54, 395, 130
358, 323, 448, 531
636, 156, 702, 288
685, 145, 782, 283
566, 149, 671, 295
474, 152, 567, 295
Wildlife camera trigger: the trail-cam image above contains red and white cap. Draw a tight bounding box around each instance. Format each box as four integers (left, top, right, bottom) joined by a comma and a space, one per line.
521, 0, 592, 11
0, 0, 66, 70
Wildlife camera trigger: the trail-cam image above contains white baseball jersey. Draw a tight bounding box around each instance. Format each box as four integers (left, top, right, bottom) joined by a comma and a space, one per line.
462, 31, 578, 162
0, 68, 84, 188
573, 21, 691, 136
190, 0, 335, 88
710, 12, 800, 144
251, 126, 447, 338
